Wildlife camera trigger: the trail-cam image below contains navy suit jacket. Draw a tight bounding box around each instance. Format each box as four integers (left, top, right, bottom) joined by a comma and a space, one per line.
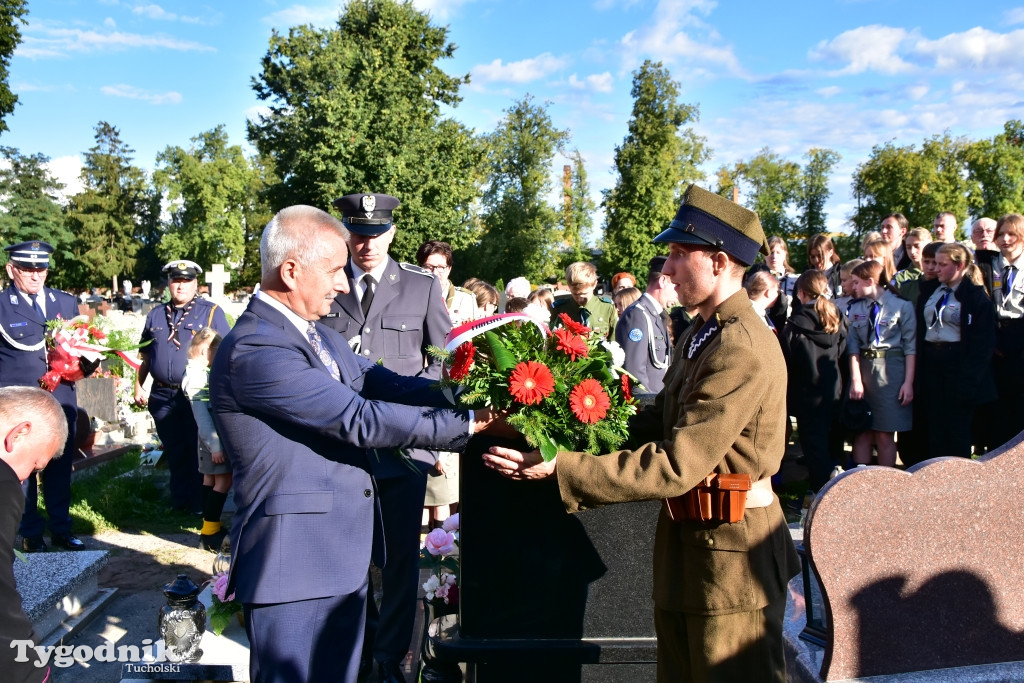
210, 297, 471, 605
0, 285, 81, 410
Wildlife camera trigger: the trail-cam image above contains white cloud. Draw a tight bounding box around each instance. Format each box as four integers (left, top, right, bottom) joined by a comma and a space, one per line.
104, 17, 116, 28
1004, 7, 1024, 25
568, 72, 614, 93
618, 0, 745, 78
245, 104, 272, 123
263, 4, 341, 27
912, 27, 1024, 71
809, 25, 914, 75
471, 53, 568, 84
412, 0, 475, 21
817, 85, 842, 98
18, 24, 215, 58
47, 156, 84, 202
132, 4, 176, 20
907, 84, 929, 100
101, 84, 182, 105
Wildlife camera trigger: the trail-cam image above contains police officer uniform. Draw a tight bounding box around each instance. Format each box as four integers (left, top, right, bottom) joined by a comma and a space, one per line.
0, 241, 87, 551
552, 291, 618, 340
321, 193, 452, 682
138, 261, 230, 512
615, 256, 671, 394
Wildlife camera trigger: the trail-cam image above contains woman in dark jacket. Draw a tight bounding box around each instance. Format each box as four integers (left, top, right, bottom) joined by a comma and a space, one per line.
781, 270, 846, 491
912, 243, 997, 462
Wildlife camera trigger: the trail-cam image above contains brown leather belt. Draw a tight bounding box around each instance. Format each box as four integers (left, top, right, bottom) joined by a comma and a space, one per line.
664, 475, 773, 524
861, 348, 903, 360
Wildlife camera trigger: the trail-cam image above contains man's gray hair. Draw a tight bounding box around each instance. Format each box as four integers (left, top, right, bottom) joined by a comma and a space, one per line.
260, 205, 349, 280
0, 386, 68, 451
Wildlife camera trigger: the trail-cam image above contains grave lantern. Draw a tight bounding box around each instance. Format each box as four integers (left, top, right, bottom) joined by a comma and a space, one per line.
158, 573, 206, 662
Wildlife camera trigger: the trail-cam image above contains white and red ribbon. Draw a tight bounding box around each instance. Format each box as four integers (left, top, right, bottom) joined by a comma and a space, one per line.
444, 313, 548, 352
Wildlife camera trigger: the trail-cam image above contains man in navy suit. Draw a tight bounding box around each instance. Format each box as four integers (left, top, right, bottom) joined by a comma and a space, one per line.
210, 205, 499, 683
0, 241, 90, 552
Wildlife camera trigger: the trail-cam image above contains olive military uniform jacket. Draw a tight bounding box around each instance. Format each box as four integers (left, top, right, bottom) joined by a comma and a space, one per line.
552, 294, 618, 340
556, 289, 800, 615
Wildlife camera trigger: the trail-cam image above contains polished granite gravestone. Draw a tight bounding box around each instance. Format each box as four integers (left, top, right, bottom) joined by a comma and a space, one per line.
78, 376, 119, 423
805, 431, 1024, 680
427, 433, 658, 682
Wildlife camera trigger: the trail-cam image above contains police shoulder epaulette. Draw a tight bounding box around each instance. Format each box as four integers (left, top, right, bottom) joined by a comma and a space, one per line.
399, 262, 432, 276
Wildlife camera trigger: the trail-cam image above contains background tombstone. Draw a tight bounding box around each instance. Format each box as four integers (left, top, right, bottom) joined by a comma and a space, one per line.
805, 432, 1024, 680
77, 377, 119, 424
205, 264, 231, 303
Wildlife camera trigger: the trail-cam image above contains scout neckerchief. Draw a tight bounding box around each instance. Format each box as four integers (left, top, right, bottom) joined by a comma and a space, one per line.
1003, 265, 1016, 297
687, 313, 722, 360
929, 286, 951, 329
166, 295, 197, 349
869, 300, 882, 345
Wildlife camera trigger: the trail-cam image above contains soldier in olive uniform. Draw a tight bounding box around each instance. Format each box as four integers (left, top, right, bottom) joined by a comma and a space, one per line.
321, 193, 451, 683
484, 185, 801, 683
552, 261, 617, 340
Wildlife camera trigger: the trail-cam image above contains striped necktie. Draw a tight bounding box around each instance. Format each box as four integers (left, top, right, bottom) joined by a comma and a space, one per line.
307, 322, 340, 381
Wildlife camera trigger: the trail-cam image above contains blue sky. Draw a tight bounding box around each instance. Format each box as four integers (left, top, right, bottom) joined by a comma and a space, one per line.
6, 0, 1024, 235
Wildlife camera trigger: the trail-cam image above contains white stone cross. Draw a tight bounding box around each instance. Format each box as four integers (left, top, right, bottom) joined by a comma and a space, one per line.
205, 264, 231, 301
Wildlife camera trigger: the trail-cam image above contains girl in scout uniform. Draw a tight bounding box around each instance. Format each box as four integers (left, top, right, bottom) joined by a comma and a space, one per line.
765, 236, 798, 328
987, 213, 1024, 450
862, 237, 899, 286
847, 259, 917, 467
911, 244, 996, 463
806, 234, 843, 299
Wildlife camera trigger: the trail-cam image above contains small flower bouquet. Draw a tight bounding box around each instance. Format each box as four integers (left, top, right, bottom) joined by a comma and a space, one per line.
434, 312, 638, 461
420, 515, 460, 607
206, 572, 243, 636
39, 316, 146, 392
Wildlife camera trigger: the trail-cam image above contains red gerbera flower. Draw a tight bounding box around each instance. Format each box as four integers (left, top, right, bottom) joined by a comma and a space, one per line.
508, 361, 555, 405
552, 328, 588, 361
620, 374, 633, 402
448, 342, 475, 381
558, 313, 590, 336
569, 378, 611, 424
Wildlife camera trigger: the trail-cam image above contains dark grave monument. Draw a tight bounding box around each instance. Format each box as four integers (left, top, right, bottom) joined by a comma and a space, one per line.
802, 431, 1024, 680
425, 433, 658, 682
77, 376, 119, 423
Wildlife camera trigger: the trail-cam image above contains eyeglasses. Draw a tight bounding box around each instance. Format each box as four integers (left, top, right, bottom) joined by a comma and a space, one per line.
422, 263, 449, 272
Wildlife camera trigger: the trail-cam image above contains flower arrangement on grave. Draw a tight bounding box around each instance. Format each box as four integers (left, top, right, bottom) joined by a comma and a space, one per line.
39, 316, 147, 392
205, 571, 243, 635
419, 514, 461, 608
433, 312, 637, 462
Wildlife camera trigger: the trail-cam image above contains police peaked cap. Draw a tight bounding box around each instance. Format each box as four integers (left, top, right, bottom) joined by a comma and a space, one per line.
332, 193, 400, 236
654, 184, 768, 266
162, 259, 203, 281
5, 240, 54, 268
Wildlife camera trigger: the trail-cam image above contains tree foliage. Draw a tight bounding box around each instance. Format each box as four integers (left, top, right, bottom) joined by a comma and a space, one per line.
0, 147, 72, 263
966, 120, 1024, 220
476, 96, 568, 283
65, 122, 148, 289
601, 60, 709, 281
851, 133, 974, 234
154, 125, 252, 270
732, 148, 803, 240
247, 0, 483, 262
558, 149, 595, 270
0, 0, 27, 135
799, 147, 841, 237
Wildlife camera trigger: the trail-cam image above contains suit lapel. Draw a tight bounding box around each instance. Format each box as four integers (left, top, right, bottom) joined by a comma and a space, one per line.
335, 263, 363, 323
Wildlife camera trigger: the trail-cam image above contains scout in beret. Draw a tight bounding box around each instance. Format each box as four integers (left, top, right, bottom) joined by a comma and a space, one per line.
482, 184, 800, 682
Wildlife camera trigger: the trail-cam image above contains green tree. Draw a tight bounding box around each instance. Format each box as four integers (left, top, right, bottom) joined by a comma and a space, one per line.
154, 125, 252, 270
851, 132, 974, 234
65, 122, 148, 289
0, 0, 27, 135
248, 0, 483, 262
238, 154, 279, 288
966, 120, 1024, 219
0, 147, 73, 265
601, 60, 709, 281
476, 96, 568, 283
799, 148, 840, 236
732, 148, 802, 241
558, 149, 595, 272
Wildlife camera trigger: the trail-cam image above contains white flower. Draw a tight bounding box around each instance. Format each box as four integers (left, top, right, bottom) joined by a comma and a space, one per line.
422, 574, 441, 601
523, 303, 551, 326
601, 340, 626, 370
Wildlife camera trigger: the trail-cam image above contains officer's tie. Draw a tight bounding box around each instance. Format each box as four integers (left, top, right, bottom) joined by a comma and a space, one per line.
307, 321, 340, 381
32, 294, 45, 319
361, 274, 376, 318
1003, 265, 1016, 297
659, 309, 672, 347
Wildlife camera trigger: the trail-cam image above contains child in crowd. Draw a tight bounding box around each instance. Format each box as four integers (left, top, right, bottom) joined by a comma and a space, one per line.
986, 213, 1024, 450
862, 237, 898, 286
183, 328, 231, 551
847, 260, 917, 467
781, 270, 846, 490
613, 286, 642, 315
894, 228, 932, 303
744, 270, 781, 334
765, 236, 798, 327
834, 258, 865, 320
806, 234, 843, 299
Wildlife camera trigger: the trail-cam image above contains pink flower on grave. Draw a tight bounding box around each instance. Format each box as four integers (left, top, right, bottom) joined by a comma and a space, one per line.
211, 571, 235, 603
442, 513, 460, 533
423, 528, 456, 556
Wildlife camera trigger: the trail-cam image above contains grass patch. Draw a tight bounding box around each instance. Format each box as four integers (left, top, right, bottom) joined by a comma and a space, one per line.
44, 449, 201, 535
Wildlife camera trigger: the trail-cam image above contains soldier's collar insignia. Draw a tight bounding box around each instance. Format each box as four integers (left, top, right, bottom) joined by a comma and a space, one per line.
361, 195, 376, 218
687, 313, 721, 360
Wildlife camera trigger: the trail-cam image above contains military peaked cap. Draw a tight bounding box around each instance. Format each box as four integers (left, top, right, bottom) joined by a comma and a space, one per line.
5, 240, 54, 268
333, 193, 400, 236
162, 259, 202, 281
654, 184, 768, 266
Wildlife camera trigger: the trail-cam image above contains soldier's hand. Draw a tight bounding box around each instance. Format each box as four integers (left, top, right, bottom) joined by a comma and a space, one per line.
483, 446, 555, 481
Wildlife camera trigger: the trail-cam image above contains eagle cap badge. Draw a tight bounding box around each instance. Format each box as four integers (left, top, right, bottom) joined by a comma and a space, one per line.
361, 194, 376, 218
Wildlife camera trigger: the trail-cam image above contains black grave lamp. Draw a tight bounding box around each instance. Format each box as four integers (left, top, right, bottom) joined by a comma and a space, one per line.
158, 573, 207, 662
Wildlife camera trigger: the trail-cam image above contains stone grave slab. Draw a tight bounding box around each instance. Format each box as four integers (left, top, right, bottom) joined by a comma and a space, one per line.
78, 376, 119, 423
15, 550, 116, 645
805, 431, 1024, 680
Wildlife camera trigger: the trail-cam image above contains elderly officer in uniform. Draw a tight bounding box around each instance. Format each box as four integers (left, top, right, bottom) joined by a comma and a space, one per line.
135, 260, 230, 514
484, 185, 801, 683
615, 255, 675, 394
552, 261, 617, 340
321, 193, 451, 683
0, 241, 91, 552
